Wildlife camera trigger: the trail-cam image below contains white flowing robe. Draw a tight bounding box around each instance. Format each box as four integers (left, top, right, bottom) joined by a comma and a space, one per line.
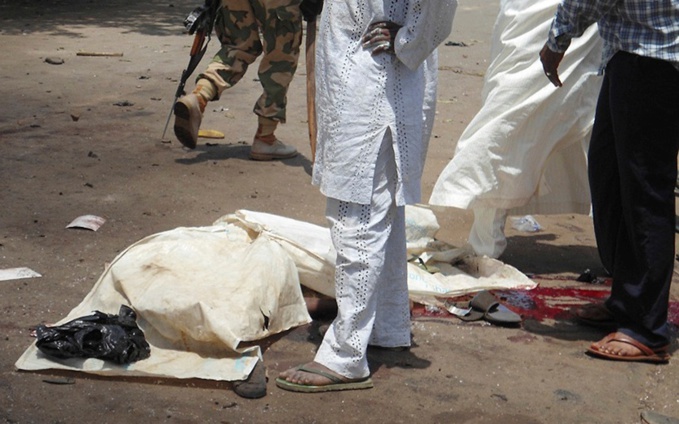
429, 0, 603, 215
312, 0, 457, 206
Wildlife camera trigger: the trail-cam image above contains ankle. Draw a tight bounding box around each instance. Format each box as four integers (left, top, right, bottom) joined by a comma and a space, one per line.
256, 134, 277, 145
255, 116, 278, 144
196, 95, 207, 113
190, 89, 208, 113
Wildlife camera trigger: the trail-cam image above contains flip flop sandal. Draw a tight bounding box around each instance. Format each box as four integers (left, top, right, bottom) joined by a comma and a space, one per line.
456, 302, 484, 322
587, 332, 670, 363
275, 365, 374, 393
458, 290, 522, 325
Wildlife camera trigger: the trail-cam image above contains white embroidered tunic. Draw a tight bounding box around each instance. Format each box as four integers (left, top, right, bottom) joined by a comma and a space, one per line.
311, 0, 457, 206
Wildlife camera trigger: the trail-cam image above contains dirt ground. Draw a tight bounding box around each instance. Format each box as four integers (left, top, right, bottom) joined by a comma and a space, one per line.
1, 0, 678, 423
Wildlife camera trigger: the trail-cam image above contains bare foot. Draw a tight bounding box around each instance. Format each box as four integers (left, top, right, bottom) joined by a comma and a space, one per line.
278, 362, 356, 386
591, 337, 644, 357
587, 332, 670, 363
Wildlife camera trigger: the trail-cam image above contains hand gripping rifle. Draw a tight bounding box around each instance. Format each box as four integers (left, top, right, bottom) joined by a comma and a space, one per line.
161, 0, 220, 140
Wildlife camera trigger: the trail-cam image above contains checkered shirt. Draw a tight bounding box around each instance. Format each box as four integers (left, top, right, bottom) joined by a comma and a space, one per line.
547, 0, 679, 70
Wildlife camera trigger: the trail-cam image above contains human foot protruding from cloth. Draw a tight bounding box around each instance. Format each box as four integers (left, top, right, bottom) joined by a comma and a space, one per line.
232, 359, 268, 399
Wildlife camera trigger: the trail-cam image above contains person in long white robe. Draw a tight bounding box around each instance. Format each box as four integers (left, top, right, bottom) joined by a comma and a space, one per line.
429, 0, 603, 258
276, 0, 456, 392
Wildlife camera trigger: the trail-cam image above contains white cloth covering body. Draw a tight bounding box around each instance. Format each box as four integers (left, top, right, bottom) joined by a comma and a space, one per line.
14, 206, 537, 381
429, 0, 603, 222
311, 0, 456, 379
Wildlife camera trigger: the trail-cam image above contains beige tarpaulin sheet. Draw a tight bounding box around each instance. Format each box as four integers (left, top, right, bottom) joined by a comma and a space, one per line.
16, 223, 312, 381
16, 205, 535, 380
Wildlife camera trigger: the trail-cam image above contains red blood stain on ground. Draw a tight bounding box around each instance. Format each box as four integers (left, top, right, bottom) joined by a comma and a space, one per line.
413, 286, 679, 326
498, 287, 608, 322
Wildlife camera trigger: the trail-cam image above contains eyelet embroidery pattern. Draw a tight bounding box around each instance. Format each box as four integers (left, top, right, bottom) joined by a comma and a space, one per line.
331, 200, 373, 369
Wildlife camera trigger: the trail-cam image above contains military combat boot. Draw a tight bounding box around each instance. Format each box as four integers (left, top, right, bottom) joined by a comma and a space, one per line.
250, 137, 298, 161
173, 93, 206, 149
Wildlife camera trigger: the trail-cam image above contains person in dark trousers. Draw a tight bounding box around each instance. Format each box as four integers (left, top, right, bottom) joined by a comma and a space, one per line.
541, 0, 679, 363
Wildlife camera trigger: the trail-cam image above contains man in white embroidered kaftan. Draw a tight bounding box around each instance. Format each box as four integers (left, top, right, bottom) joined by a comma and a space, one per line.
275, 0, 457, 392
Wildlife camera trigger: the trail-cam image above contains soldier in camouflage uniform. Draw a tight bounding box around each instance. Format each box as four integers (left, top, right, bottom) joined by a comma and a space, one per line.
174, 0, 303, 160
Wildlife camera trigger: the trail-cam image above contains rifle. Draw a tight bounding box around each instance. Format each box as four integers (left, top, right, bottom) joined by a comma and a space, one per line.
161, 0, 220, 141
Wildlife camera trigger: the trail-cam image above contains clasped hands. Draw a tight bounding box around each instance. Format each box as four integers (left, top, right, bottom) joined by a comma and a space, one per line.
362, 21, 401, 55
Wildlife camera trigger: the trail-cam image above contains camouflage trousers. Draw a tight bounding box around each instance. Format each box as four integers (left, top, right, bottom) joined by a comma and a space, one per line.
198, 0, 303, 123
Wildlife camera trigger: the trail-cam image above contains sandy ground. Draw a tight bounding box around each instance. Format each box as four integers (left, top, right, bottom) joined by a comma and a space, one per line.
1, 0, 678, 423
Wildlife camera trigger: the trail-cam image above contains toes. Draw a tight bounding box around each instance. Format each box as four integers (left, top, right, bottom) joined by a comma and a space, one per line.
277, 368, 317, 385
597, 341, 641, 357
278, 367, 300, 381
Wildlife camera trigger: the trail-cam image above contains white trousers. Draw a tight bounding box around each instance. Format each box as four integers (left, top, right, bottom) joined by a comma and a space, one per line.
468, 207, 508, 259
314, 133, 411, 379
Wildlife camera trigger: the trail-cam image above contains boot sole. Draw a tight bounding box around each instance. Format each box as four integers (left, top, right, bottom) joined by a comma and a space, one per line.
173, 102, 197, 149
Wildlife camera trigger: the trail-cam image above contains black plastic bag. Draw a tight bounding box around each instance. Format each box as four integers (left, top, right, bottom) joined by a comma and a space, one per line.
35, 305, 151, 364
